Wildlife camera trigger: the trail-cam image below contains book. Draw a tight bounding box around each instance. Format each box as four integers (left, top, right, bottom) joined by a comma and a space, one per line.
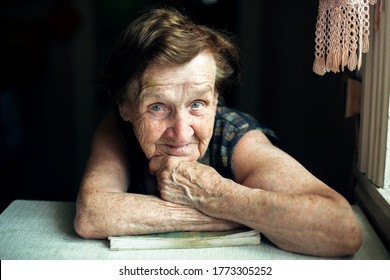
108, 229, 261, 250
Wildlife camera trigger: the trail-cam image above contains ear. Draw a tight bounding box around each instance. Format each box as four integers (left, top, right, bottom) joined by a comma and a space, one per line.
118, 80, 139, 123
118, 102, 132, 123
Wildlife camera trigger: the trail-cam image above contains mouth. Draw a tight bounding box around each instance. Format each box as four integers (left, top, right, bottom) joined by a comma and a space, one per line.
153, 142, 199, 157
164, 144, 190, 155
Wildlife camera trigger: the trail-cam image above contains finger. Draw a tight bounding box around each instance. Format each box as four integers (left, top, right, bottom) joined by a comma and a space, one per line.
148, 155, 166, 175
150, 156, 182, 176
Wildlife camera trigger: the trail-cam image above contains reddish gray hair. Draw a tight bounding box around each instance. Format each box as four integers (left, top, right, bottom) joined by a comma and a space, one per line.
97, 7, 240, 104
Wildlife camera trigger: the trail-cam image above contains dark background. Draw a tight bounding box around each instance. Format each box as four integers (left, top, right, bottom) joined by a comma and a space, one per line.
0, 0, 359, 213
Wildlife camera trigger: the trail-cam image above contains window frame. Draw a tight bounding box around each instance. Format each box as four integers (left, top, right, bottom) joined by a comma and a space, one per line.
355, 3, 390, 249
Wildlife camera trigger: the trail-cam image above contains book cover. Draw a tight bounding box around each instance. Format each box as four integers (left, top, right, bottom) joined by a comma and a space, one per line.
108, 229, 261, 250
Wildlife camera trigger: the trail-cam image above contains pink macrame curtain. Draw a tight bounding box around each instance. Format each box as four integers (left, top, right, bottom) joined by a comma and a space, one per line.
313, 0, 380, 75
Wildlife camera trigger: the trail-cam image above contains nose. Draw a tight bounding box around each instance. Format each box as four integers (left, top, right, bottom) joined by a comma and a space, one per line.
165, 110, 194, 142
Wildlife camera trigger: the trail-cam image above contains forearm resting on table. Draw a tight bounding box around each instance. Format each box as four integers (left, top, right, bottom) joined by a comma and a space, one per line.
194, 179, 362, 257
74, 190, 241, 239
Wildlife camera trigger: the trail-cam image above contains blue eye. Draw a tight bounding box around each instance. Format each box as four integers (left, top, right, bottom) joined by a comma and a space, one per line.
150, 104, 163, 111
191, 101, 204, 109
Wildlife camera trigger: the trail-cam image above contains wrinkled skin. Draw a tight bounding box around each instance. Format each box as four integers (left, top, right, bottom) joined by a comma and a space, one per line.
119, 52, 218, 163
75, 52, 362, 257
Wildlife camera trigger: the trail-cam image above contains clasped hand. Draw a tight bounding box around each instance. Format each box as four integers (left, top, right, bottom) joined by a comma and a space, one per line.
149, 156, 220, 209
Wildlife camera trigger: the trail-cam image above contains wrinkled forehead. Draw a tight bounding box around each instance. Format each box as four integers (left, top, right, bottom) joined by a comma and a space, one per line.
142, 52, 216, 86
127, 52, 217, 101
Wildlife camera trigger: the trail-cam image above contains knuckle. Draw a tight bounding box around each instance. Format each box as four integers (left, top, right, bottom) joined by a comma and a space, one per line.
165, 157, 177, 167
160, 169, 171, 180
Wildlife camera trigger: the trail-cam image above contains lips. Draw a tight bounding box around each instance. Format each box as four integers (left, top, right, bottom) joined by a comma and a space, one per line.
163, 144, 191, 156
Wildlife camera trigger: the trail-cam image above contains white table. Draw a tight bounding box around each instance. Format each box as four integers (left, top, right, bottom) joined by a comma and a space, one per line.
0, 200, 388, 259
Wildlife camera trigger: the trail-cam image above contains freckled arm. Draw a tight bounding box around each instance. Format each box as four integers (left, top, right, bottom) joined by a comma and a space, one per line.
74, 112, 241, 238
155, 131, 362, 257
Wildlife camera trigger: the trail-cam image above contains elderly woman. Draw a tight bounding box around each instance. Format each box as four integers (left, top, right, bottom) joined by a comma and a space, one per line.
74, 7, 362, 257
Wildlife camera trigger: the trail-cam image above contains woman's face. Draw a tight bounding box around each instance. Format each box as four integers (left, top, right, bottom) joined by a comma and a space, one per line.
119, 52, 218, 162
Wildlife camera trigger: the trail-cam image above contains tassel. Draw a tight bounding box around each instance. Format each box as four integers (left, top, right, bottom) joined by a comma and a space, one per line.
348, 51, 357, 71
313, 0, 377, 75
313, 57, 326, 76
